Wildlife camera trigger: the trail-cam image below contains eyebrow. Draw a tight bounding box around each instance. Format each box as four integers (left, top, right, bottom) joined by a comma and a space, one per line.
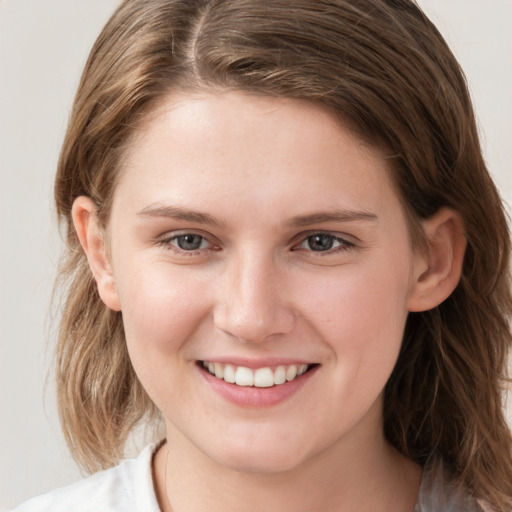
137, 204, 378, 227
137, 205, 220, 226
287, 210, 378, 227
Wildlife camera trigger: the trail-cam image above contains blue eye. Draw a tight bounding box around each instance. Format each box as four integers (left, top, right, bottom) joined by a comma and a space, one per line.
300, 234, 349, 252
171, 234, 207, 251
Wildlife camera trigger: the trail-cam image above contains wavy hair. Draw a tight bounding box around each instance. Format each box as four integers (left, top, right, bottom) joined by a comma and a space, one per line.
54, 0, 512, 508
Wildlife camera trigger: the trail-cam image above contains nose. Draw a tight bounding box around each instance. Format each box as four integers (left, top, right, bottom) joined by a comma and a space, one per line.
213, 252, 295, 343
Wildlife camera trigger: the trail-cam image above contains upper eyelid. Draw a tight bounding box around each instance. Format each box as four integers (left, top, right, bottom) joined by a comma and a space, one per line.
291, 230, 358, 245
155, 229, 358, 249
296, 234, 354, 251
157, 229, 215, 242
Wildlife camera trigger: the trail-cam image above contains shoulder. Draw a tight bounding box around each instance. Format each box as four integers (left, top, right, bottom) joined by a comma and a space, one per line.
415, 460, 485, 512
10, 444, 161, 512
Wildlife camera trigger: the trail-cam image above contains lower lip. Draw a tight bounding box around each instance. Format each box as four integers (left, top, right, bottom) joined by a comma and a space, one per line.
198, 364, 319, 408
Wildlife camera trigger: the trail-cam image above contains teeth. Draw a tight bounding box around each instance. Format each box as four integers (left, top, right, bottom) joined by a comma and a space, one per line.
214, 362, 224, 379
224, 364, 236, 383
297, 364, 308, 376
254, 368, 274, 388
286, 365, 297, 381
274, 365, 286, 385
235, 366, 254, 386
202, 361, 311, 387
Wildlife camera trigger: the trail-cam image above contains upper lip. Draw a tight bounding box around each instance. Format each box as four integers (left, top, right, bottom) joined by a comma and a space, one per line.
198, 357, 317, 369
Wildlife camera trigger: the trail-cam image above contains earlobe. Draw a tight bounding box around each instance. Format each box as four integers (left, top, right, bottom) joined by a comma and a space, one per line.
71, 196, 122, 312
407, 208, 466, 312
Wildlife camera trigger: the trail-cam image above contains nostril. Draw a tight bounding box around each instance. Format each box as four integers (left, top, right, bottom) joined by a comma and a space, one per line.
213, 305, 295, 344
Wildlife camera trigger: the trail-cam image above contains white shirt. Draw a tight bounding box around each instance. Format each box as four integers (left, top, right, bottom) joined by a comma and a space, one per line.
11, 444, 161, 512
12, 444, 483, 511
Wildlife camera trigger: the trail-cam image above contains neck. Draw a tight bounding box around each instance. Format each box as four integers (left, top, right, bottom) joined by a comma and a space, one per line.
153, 411, 421, 512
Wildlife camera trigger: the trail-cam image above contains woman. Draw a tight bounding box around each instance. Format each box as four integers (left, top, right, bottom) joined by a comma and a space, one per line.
13, 0, 512, 510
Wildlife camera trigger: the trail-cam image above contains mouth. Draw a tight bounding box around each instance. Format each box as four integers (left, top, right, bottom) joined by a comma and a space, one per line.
199, 361, 316, 388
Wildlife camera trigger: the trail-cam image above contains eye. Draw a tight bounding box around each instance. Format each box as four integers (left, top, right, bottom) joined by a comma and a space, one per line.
298, 233, 352, 253
155, 230, 220, 259
170, 233, 209, 251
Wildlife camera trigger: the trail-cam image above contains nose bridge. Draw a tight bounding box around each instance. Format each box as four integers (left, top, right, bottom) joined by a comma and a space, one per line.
214, 248, 293, 343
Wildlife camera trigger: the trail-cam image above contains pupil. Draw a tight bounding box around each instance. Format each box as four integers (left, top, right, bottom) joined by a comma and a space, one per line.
308, 234, 333, 251
178, 234, 202, 250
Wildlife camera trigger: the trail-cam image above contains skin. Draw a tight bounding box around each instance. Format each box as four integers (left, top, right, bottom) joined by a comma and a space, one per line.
73, 92, 466, 512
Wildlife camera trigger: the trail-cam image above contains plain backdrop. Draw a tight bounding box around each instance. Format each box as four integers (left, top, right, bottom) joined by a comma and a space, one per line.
1, 1, 511, 509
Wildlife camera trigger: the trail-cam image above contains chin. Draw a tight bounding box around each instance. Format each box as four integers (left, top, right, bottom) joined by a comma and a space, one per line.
202, 434, 313, 475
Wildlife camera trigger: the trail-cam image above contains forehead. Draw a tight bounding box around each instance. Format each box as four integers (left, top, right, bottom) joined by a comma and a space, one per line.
115, 91, 402, 226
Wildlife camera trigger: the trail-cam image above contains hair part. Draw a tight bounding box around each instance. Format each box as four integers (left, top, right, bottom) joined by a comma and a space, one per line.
54, 0, 512, 508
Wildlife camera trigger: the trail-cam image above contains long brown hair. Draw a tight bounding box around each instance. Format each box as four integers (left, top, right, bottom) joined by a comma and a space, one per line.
54, 0, 512, 508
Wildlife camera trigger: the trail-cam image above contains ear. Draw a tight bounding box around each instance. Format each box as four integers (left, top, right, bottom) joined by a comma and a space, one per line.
407, 208, 466, 312
71, 196, 122, 312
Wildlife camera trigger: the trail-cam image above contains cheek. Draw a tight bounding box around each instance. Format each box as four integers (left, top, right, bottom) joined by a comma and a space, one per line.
297, 259, 412, 388
302, 263, 410, 335
114, 259, 211, 359
113, 260, 215, 411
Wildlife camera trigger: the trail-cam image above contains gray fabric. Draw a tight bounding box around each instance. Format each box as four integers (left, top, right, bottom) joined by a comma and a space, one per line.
414, 461, 483, 511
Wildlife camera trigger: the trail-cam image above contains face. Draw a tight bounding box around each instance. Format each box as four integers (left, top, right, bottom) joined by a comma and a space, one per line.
98, 92, 424, 473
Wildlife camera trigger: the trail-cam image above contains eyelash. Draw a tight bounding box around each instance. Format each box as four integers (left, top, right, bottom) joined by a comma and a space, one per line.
157, 232, 219, 255
294, 232, 355, 254
157, 231, 355, 256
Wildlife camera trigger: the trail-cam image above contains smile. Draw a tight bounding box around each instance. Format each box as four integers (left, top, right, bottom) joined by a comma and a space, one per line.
201, 361, 312, 388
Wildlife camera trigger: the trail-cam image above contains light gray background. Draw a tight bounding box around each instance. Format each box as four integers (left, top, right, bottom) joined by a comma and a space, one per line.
1, 1, 511, 509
